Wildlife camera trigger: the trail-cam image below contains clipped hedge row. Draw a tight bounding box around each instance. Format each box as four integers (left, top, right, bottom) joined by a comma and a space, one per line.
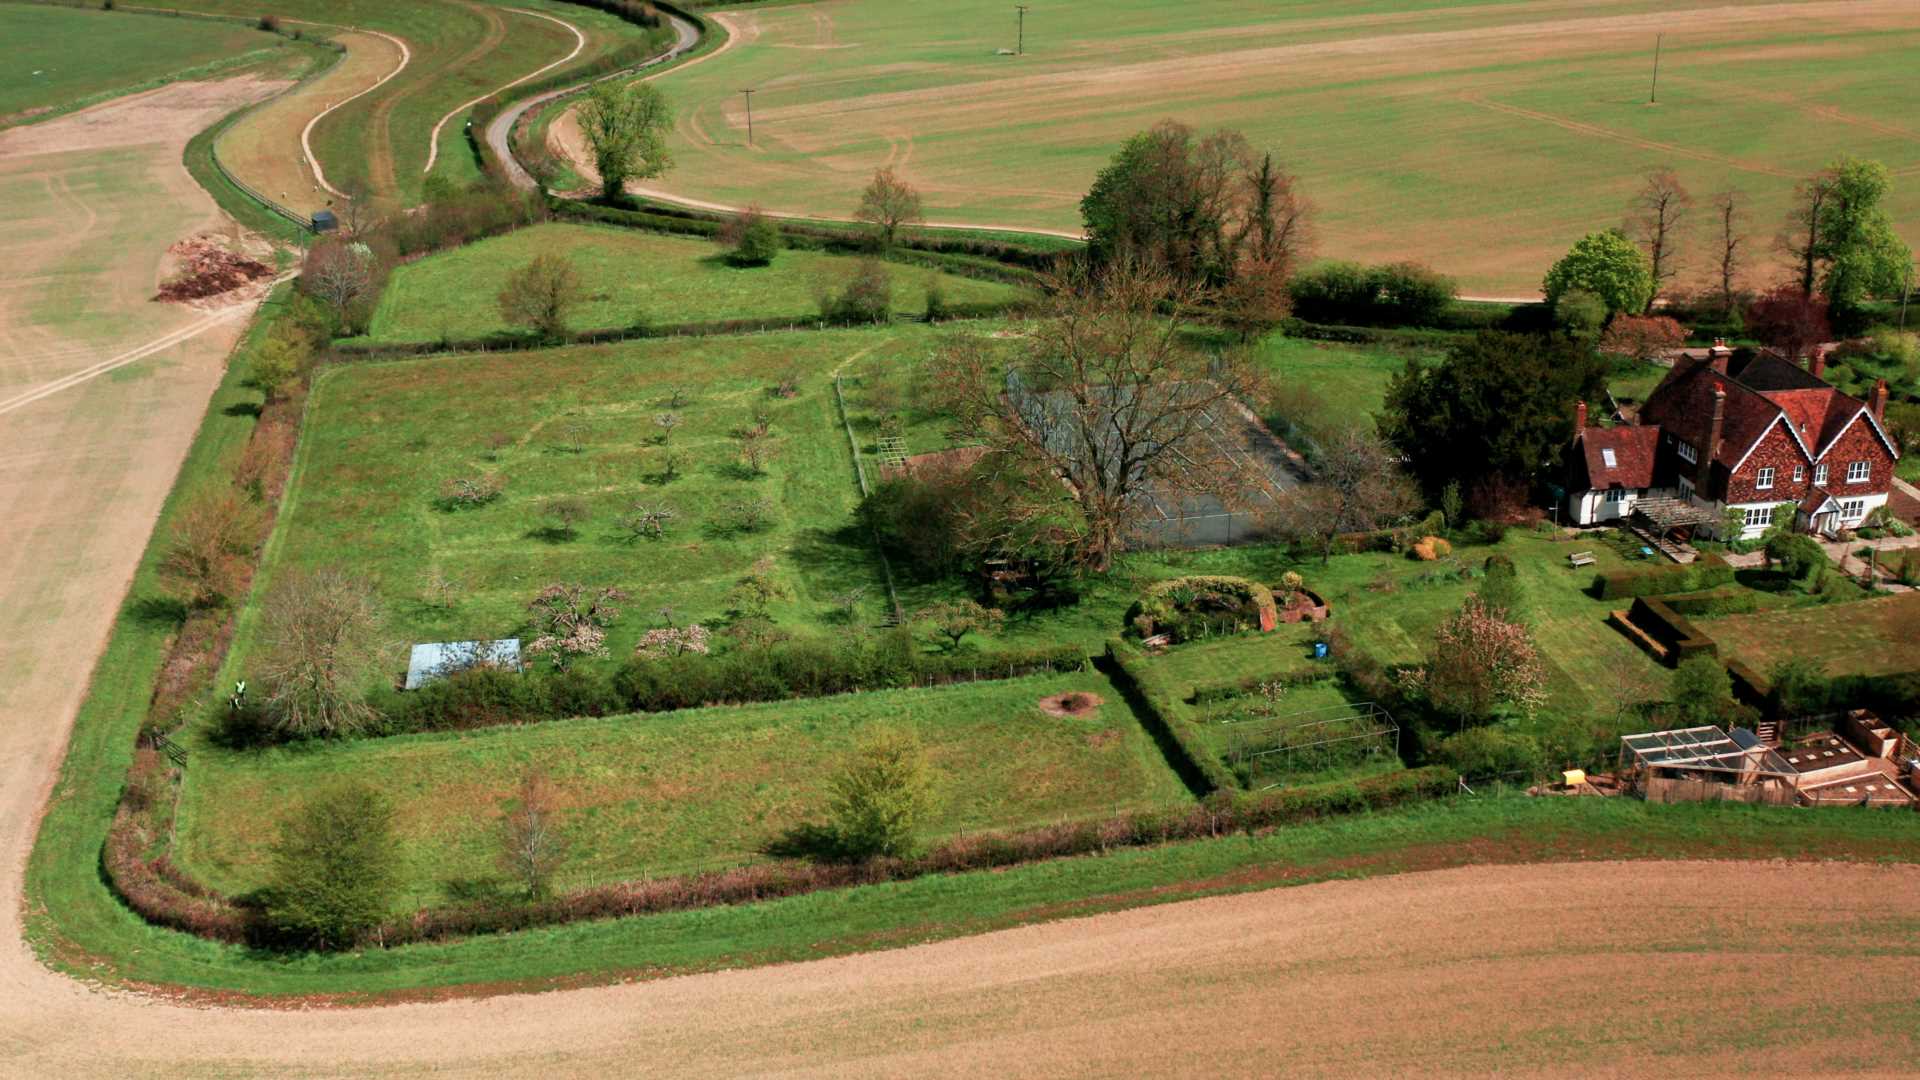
1657, 586, 1764, 618
1104, 638, 1238, 794
371, 636, 1090, 737
1594, 552, 1734, 600
1626, 597, 1719, 663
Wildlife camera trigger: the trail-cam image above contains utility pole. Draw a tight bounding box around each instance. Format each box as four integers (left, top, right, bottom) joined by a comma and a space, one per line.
1016, 5, 1029, 55
739, 88, 756, 146
1648, 33, 1663, 104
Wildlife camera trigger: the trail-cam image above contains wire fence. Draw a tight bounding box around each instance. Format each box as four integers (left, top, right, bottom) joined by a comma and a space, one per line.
833, 374, 906, 626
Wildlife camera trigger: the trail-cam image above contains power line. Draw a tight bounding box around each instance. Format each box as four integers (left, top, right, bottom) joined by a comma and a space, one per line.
1016, 5, 1029, 55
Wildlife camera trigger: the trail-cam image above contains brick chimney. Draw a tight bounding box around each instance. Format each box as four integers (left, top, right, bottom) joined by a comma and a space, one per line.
1809, 344, 1827, 380
1699, 382, 1726, 495
1574, 399, 1588, 432
1870, 377, 1889, 420
1709, 338, 1732, 374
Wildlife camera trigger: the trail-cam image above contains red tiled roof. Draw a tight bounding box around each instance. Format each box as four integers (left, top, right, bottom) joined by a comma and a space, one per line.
1575, 425, 1659, 489
1642, 357, 1877, 470
1799, 486, 1838, 514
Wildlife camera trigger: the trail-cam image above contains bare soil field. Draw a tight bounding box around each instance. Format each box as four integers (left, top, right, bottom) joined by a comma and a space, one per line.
3, 860, 1916, 1076
607, 0, 1920, 294
215, 30, 404, 220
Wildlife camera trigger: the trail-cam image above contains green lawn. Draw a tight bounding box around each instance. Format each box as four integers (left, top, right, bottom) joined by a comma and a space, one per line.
1147, 630, 1327, 697
176, 669, 1190, 906
0, 5, 272, 122
1254, 335, 1441, 421
1700, 591, 1920, 679
367, 222, 1025, 342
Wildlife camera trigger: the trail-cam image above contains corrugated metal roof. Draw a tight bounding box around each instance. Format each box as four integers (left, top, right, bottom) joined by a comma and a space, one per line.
404, 639, 521, 690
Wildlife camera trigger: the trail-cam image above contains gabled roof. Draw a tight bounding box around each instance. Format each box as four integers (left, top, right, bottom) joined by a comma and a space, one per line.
1644, 355, 1893, 473
1800, 487, 1839, 514
1573, 425, 1658, 490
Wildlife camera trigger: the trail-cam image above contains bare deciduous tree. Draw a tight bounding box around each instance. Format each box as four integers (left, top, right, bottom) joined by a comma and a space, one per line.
525, 583, 626, 667
302, 239, 373, 315
538, 496, 590, 539
1779, 168, 1838, 295
931, 260, 1260, 572
1625, 167, 1692, 310
855, 166, 923, 249
1270, 428, 1420, 564
420, 566, 463, 610
653, 411, 681, 442
618, 502, 675, 541
1709, 188, 1747, 317
734, 423, 777, 474
496, 254, 584, 339
497, 770, 568, 899
255, 569, 387, 737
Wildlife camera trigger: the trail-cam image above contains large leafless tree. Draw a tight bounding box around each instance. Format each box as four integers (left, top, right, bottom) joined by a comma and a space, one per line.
1708, 188, 1747, 316
498, 769, 569, 898
1779, 168, 1838, 295
855, 166, 923, 249
930, 261, 1261, 572
255, 568, 387, 737
1624, 167, 1692, 311
1270, 428, 1420, 564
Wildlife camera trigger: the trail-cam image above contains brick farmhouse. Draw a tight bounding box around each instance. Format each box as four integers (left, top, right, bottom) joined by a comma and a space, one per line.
1567, 344, 1899, 539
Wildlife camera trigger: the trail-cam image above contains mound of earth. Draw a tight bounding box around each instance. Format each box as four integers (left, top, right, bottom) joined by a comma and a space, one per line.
154, 238, 273, 303
1039, 691, 1103, 716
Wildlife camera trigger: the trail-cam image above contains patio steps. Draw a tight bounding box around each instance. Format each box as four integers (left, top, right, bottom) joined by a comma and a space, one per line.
1629, 525, 1697, 565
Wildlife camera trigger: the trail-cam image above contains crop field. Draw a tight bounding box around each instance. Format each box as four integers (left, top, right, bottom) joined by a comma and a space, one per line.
366, 222, 1025, 341
640, 0, 1920, 294
231, 329, 956, 688
177, 669, 1190, 905
1701, 591, 1920, 679
0, 4, 272, 125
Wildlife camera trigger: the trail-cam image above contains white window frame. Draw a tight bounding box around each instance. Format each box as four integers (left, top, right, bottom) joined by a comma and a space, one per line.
1793, 465, 1805, 483
1676, 439, 1698, 464
1755, 467, 1775, 490
1605, 488, 1625, 503
1743, 506, 1773, 529
1840, 498, 1866, 521
1814, 463, 1828, 486
1846, 460, 1870, 483
1678, 477, 1696, 501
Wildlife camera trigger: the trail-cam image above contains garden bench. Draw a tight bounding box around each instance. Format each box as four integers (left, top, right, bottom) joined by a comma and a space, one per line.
1567, 550, 1597, 568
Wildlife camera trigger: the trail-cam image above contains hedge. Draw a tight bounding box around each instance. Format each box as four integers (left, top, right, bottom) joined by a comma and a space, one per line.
1593, 552, 1735, 599
1656, 586, 1763, 618
364, 636, 1090, 738
1626, 597, 1718, 663
1104, 638, 1239, 794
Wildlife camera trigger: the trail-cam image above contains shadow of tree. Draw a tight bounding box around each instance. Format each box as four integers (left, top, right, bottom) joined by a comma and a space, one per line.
763, 822, 845, 863
128, 595, 190, 629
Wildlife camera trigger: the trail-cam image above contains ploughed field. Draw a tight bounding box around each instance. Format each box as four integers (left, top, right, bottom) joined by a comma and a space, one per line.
364, 222, 1025, 342
642, 0, 1920, 294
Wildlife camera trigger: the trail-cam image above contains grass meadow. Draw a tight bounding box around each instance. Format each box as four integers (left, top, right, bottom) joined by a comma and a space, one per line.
0, 5, 273, 123
176, 669, 1191, 905
366, 222, 1024, 341
645, 0, 1920, 293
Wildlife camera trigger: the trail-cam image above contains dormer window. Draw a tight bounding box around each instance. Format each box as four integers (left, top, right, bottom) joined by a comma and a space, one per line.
1847, 460, 1870, 483
1755, 467, 1775, 490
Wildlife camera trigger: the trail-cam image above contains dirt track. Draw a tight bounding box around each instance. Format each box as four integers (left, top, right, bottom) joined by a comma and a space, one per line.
6, 860, 1919, 1075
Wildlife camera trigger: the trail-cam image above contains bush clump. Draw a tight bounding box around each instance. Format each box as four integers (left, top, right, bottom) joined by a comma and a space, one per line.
1127, 576, 1278, 643
1288, 260, 1456, 327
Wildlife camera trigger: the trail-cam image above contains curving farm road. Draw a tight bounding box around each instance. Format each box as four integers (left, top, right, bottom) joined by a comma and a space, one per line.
485, 8, 702, 190
295, 24, 412, 199
422, 8, 587, 175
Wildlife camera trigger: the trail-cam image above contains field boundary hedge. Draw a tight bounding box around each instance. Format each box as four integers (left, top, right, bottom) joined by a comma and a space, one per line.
1104, 637, 1239, 795
1593, 552, 1734, 600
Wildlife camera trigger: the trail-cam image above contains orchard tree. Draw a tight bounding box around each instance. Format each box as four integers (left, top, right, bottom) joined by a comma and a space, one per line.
264, 783, 400, 949
578, 79, 673, 198
1624, 167, 1692, 309
829, 727, 938, 860
254, 569, 386, 738
525, 583, 626, 667
1543, 229, 1653, 315
930, 260, 1261, 572
855, 167, 923, 249
1380, 331, 1608, 502
913, 598, 1006, 652
497, 253, 584, 339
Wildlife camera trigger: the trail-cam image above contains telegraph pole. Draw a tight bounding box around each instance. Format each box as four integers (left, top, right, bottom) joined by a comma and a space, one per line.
739, 88, 755, 146
1016, 5, 1029, 55
1648, 33, 1664, 104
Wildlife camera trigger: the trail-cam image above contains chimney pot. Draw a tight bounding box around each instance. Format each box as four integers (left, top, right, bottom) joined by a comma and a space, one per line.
1810, 346, 1827, 380
1575, 399, 1588, 431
